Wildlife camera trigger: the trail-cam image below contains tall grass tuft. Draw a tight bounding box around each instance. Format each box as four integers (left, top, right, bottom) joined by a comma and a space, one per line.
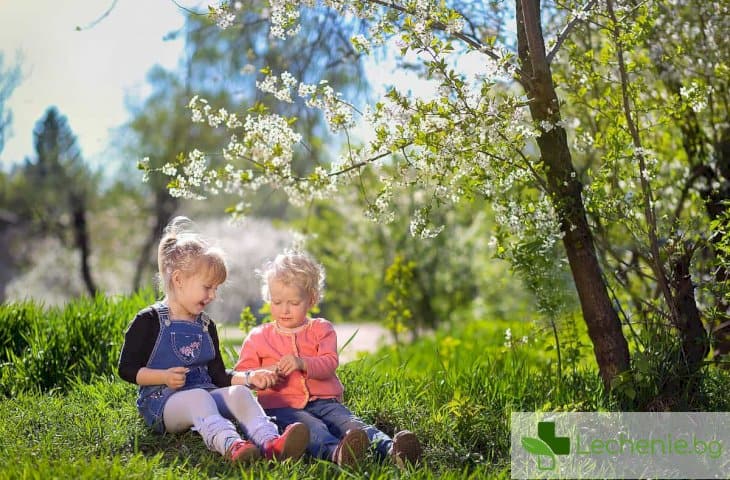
0, 291, 154, 396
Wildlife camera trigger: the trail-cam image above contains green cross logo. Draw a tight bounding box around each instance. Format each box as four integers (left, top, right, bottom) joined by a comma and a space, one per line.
521, 421, 571, 471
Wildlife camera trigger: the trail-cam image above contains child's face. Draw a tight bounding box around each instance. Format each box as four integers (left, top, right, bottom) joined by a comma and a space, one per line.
173, 267, 220, 319
269, 279, 311, 329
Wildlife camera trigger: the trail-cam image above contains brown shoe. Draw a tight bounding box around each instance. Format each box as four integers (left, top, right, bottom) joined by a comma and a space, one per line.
333, 428, 369, 467
390, 430, 422, 468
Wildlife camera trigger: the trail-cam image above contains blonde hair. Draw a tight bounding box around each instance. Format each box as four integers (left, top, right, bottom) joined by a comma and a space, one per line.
259, 250, 325, 305
157, 216, 227, 295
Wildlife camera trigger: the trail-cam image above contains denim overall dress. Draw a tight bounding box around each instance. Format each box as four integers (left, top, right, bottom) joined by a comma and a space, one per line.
137, 303, 218, 433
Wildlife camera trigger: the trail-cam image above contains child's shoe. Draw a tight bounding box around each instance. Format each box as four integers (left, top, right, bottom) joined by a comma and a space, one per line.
228, 439, 261, 463
389, 430, 422, 468
333, 428, 369, 467
262, 422, 309, 460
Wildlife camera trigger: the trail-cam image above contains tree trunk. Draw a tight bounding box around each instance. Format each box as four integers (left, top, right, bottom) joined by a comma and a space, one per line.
516, 0, 630, 387
132, 192, 178, 292
670, 249, 709, 373
70, 196, 97, 296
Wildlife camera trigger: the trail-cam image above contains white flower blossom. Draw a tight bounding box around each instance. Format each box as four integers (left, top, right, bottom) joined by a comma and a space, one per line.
504, 328, 512, 348
210, 3, 236, 30
161, 163, 177, 176
539, 120, 554, 132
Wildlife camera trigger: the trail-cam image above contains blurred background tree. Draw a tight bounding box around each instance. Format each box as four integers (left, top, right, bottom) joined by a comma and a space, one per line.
4, 107, 99, 296
0, 53, 21, 299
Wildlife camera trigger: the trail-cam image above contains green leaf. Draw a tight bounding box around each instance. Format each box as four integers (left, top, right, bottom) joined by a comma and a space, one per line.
521, 436, 555, 456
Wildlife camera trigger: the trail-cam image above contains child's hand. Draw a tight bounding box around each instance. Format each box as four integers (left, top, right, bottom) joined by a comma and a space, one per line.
249, 369, 280, 389
277, 354, 304, 376
165, 366, 189, 389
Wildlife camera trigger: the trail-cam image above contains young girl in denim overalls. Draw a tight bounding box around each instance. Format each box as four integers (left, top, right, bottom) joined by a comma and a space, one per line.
118, 217, 309, 463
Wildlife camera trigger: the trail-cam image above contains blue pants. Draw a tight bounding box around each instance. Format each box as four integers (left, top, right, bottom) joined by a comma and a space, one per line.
266, 399, 392, 460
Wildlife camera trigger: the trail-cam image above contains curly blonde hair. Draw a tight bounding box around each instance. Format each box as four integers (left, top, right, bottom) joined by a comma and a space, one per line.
258, 250, 325, 306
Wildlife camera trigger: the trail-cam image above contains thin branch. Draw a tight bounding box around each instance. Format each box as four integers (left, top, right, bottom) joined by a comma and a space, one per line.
546, 0, 598, 64
415, 44, 546, 191
328, 150, 392, 176
75, 0, 119, 31
344, 128, 377, 211
494, 127, 550, 193
671, 164, 712, 224
170, 0, 207, 16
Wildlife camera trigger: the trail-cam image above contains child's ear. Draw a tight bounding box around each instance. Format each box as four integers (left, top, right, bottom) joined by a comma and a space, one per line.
171, 269, 183, 287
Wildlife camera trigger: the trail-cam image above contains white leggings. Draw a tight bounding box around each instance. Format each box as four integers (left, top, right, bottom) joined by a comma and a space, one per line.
163, 385, 279, 455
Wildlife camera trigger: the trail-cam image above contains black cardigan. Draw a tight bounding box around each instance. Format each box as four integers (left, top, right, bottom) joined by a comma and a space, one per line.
117, 306, 232, 387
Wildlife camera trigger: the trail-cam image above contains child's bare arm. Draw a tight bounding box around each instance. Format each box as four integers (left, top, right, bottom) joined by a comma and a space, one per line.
136, 366, 189, 389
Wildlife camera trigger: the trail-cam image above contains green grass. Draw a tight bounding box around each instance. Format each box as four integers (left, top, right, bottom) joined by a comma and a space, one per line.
1, 295, 728, 479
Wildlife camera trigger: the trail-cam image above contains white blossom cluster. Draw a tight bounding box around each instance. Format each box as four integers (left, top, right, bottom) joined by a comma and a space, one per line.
679, 80, 709, 113
209, 2, 237, 30
409, 207, 445, 239
257, 72, 354, 131
267, 0, 315, 39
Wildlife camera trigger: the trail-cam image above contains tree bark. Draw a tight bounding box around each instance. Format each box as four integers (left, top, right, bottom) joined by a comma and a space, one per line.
516, 0, 630, 387
70, 195, 97, 296
670, 249, 709, 373
132, 192, 178, 292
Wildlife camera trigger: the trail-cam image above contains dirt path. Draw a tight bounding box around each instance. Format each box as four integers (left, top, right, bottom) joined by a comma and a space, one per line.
219, 322, 392, 363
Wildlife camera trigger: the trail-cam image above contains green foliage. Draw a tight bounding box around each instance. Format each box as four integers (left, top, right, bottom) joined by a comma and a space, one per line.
612, 317, 722, 411
557, 0, 730, 320
238, 305, 258, 334
380, 254, 416, 344
0, 291, 154, 396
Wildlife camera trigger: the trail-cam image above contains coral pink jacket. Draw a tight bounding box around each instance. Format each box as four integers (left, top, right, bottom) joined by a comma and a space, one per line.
234, 318, 344, 409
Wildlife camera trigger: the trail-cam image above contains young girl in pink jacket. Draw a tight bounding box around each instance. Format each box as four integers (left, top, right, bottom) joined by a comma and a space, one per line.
234, 250, 422, 468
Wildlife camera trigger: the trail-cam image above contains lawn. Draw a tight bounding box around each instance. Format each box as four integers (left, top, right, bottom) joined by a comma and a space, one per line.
1, 294, 727, 479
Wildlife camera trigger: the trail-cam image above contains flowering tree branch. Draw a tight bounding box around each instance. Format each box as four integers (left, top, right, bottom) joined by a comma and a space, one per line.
545, 0, 597, 64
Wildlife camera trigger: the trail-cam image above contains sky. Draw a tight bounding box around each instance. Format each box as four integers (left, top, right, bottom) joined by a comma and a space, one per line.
0, 0, 190, 170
